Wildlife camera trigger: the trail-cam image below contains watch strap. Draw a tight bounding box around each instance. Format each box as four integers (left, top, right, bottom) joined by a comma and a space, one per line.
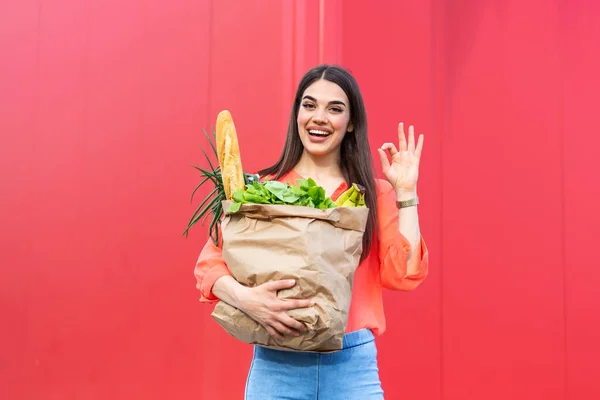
396, 197, 419, 209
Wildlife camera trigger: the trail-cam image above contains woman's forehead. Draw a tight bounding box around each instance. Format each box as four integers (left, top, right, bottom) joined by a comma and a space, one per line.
302, 80, 348, 103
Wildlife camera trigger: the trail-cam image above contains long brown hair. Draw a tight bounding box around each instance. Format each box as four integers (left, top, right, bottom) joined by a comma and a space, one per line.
259, 65, 378, 259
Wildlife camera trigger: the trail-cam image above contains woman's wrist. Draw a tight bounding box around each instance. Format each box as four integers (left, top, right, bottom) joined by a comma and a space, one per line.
213, 275, 248, 310
395, 188, 417, 201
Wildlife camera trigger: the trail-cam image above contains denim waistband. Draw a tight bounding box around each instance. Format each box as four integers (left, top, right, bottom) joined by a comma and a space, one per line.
342, 328, 375, 349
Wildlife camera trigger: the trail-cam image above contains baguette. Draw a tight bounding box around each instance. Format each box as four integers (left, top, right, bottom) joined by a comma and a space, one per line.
216, 110, 245, 200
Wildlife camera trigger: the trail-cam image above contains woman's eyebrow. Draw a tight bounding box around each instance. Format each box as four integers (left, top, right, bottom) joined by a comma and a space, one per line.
302, 95, 347, 107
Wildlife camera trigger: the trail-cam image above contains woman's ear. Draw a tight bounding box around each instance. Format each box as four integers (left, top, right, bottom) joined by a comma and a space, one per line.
347, 123, 354, 133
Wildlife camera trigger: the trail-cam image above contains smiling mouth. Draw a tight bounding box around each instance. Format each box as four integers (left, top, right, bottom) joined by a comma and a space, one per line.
308, 129, 331, 137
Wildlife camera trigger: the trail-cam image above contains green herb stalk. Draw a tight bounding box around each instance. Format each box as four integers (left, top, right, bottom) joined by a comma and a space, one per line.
183, 128, 258, 245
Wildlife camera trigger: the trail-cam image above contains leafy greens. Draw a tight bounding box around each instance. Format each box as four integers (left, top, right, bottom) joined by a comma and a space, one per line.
227, 178, 337, 213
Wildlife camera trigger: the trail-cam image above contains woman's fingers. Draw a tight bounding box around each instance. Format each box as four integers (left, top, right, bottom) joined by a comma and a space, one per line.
407, 125, 415, 151
278, 313, 307, 333
381, 142, 399, 156
265, 325, 284, 341
416, 134, 424, 158
250, 279, 315, 338
377, 148, 391, 173
279, 298, 313, 310
263, 279, 296, 292
398, 122, 407, 152
271, 320, 301, 337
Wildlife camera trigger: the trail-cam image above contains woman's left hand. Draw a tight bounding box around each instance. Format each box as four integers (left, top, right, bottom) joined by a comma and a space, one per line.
378, 122, 424, 194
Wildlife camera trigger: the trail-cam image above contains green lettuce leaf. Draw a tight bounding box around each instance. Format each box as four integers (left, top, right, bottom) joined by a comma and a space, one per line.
225, 178, 336, 213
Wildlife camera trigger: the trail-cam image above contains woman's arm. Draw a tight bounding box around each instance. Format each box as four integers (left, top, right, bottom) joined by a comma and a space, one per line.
213, 275, 313, 340
396, 188, 422, 275
376, 181, 429, 290
194, 237, 312, 340
193, 238, 232, 302
377, 123, 428, 289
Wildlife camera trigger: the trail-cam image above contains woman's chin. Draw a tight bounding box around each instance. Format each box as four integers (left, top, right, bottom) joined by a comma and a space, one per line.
302, 144, 334, 157
300, 138, 337, 157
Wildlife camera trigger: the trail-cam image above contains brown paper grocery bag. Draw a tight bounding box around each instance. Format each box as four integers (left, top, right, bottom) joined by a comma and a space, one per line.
211, 201, 369, 352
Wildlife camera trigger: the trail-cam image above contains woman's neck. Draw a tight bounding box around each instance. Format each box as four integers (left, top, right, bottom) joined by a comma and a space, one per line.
294, 150, 344, 181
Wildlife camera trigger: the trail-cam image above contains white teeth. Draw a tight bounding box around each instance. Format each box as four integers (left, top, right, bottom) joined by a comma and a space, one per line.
309, 129, 330, 136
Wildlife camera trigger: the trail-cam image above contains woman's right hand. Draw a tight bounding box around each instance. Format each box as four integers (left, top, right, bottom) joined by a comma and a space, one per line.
237, 279, 313, 340
212, 276, 313, 341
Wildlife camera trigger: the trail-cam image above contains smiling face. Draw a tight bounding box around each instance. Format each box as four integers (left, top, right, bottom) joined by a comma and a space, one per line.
297, 79, 354, 159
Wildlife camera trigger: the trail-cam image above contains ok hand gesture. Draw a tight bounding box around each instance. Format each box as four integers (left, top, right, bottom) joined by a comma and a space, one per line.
378, 123, 424, 194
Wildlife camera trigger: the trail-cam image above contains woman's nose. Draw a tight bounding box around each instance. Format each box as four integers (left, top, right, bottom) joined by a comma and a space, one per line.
312, 108, 328, 124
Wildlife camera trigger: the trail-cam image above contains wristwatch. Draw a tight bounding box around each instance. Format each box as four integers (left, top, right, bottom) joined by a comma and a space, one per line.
396, 197, 419, 209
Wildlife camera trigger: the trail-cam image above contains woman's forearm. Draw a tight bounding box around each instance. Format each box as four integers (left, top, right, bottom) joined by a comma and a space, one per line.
212, 275, 247, 309
396, 189, 422, 275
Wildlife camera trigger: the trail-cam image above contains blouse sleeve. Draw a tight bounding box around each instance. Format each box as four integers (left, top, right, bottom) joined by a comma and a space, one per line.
193, 232, 232, 302
377, 179, 429, 291
194, 173, 264, 302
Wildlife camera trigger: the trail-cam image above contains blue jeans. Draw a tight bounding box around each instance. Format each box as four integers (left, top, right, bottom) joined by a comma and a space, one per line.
245, 329, 385, 399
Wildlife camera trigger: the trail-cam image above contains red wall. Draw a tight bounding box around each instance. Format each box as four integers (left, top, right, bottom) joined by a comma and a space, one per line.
1, 1, 598, 399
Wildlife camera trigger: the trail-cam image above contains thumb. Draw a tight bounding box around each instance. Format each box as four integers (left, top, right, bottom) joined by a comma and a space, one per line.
263, 279, 296, 292
378, 148, 390, 173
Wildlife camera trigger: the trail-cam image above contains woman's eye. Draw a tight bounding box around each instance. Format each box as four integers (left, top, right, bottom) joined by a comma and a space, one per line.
330, 107, 343, 113
302, 103, 315, 109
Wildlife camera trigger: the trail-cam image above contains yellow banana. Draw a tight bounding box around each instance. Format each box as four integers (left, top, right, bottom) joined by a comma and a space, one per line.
334, 186, 354, 206
335, 183, 366, 207
349, 188, 358, 203
356, 190, 366, 207
341, 199, 354, 207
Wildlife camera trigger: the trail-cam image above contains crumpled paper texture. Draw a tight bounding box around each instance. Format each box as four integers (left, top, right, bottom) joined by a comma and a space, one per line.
211, 201, 369, 352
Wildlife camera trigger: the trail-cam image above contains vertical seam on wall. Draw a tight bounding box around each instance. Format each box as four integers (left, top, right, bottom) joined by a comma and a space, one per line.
318, 0, 325, 64
337, 0, 343, 65
138, 0, 145, 196
292, 0, 296, 94
204, 1, 214, 395
295, 0, 305, 85
430, 0, 445, 398
207, 0, 213, 129
559, 0, 567, 398
35, 0, 43, 146
82, 0, 90, 211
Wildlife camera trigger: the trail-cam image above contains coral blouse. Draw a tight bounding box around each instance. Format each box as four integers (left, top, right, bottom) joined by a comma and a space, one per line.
193, 170, 429, 336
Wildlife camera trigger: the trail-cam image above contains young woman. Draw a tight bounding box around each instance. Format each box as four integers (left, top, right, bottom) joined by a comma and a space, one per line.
194, 65, 429, 399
